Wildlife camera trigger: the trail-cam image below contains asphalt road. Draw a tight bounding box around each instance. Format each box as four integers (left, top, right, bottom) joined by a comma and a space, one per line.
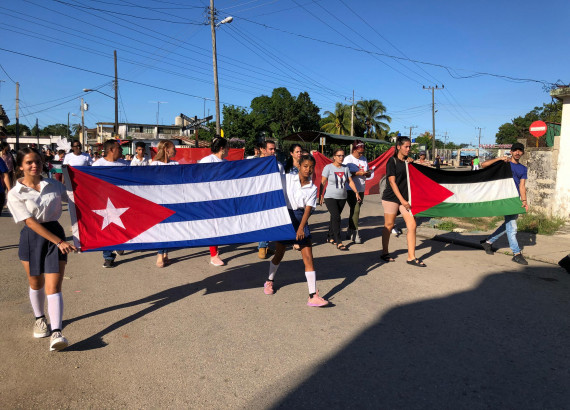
1, 196, 569, 409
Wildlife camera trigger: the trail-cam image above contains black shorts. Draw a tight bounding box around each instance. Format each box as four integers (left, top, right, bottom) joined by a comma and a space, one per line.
19, 221, 67, 276
279, 208, 312, 247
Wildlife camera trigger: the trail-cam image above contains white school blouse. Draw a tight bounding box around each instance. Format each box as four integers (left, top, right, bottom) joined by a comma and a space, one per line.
285, 174, 317, 211
7, 178, 68, 223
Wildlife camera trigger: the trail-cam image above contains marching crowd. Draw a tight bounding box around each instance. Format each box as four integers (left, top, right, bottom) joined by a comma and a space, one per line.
0, 136, 529, 351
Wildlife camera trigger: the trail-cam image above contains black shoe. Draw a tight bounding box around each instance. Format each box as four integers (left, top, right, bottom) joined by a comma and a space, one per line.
103, 259, 115, 268
480, 240, 494, 255
512, 254, 528, 265
116, 250, 125, 256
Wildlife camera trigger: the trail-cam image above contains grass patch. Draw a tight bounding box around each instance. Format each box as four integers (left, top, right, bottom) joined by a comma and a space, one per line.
461, 216, 503, 230
435, 221, 458, 231
517, 213, 567, 235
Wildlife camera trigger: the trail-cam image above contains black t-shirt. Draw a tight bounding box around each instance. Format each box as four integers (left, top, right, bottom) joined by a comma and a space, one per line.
382, 157, 408, 203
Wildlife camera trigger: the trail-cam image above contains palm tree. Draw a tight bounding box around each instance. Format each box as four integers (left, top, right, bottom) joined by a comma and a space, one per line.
321, 103, 351, 135
356, 99, 391, 138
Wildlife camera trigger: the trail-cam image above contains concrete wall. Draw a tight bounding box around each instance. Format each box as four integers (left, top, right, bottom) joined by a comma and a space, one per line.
518, 136, 561, 216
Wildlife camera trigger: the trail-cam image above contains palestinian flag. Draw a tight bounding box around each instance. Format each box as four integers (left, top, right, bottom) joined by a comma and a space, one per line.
408, 162, 525, 217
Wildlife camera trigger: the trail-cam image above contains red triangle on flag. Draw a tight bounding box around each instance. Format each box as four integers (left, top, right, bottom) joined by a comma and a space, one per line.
67, 167, 175, 251
408, 164, 454, 215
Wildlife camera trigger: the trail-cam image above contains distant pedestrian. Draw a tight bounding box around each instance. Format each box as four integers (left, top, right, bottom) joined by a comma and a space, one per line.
284, 143, 302, 175
199, 137, 229, 267
343, 140, 370, 244
472, 156, 480, 170
7, 147, 77, 351
0, 156, 11, 213
480, 143, 529, 265
246, 142, 263, 159
63, 140, 92, 167
1, 141, 15, 184
319, 148, 361, 251
414, 151, 430, 167
433, 155, 441, 170
131, 141, 149, 166
381, 136, 426, 267
263, 155, 328, 307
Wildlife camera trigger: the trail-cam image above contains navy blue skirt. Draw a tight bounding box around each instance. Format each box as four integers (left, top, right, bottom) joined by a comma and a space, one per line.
279, 208, 312, 247
19, 221, 67, 276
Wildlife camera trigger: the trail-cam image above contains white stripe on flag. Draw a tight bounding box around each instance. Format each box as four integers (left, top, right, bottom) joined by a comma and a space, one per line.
124, 207, 292, 244
116, 173, 283, 204
441, 178, 519, 204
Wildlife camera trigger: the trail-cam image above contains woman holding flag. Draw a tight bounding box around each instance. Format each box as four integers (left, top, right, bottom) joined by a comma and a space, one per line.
7, 148, 77, 351
381, 137, 426, 267
150, 140, 179, 268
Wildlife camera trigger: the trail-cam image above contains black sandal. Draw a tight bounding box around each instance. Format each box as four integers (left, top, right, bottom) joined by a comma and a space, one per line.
381, 253, 395, 262
407, 258, 426, 267
327, 239, 337, 245
337, 243, 349, 251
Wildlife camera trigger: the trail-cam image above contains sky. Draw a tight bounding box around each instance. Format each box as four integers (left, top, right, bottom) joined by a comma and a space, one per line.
1, 0, 568, 147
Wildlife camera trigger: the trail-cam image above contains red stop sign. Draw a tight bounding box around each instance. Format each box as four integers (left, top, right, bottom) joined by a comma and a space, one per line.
529, 121, 547, 138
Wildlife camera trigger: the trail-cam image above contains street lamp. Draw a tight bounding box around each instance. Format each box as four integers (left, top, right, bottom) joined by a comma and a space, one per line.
83, 88, 118, 138
209, 1, 233, 135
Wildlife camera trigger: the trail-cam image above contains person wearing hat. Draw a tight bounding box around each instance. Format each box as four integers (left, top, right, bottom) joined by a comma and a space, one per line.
415, 151, 430, 166
479, 142, 529, 265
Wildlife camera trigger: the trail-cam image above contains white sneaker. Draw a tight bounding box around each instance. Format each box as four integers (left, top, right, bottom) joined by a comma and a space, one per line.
353, 230, 362, 244
49, 331, 69, 351
33, 317, 50, 338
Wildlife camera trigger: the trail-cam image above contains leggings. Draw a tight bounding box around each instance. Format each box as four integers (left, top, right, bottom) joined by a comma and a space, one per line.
324, 197, 346, 244
347, 190, 364, 230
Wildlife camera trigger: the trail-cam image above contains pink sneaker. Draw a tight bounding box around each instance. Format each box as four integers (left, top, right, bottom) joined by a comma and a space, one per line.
263, 281, 274, 295
307, 290, 329, 307
210, 254, 225, 266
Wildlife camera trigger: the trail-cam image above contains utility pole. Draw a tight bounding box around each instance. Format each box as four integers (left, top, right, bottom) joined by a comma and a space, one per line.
406, 125, 418, 138
475, 127, 483, 157
150, 101, 168, 126
423, 84, 444, 160
81, 98, 85, 146
36, 118, 39, 147
67, 112, 70, 139
210, 0, 221, 136
15, 82, 20, 150
114, 50, 119, 138
351, 90, 355, 136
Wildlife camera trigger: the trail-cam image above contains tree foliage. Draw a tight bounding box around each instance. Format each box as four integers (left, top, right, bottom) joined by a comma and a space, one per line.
495, 101, 562, 145
320, 103, 351, 135
4, 124, 31, 135
41, 123, 71, 137
355, 99, 391, 138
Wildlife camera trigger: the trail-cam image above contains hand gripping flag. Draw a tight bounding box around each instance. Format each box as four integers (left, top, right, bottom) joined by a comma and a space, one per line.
408, 161, 526, 217
63, 157, 296, 251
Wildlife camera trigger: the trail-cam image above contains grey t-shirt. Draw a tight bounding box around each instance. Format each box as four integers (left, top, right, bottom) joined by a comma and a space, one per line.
322, 163, 351, 199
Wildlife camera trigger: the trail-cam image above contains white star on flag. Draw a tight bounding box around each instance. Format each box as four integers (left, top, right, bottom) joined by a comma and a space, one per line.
92, 198, 129, 230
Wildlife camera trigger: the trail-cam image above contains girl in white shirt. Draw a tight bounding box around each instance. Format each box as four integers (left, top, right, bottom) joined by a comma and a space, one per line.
150, 140, 179, 267
7, 148, 77, 351
263, 155, 329, 307
198, 137, 229, 267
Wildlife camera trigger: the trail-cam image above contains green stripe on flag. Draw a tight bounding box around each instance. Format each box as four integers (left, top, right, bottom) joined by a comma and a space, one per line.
416, 197, 525, 218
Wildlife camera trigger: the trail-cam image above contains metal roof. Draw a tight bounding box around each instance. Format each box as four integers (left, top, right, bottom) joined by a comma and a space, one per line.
283, 130, 390, 146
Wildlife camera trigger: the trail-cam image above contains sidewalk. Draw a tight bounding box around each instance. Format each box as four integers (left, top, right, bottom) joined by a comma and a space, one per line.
415, 221, 570, 266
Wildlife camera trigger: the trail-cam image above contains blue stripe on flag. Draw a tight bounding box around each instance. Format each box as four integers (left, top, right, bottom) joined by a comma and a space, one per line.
91, 224, 297, 252
70, 156, 278, 185
162, 190, 286, 222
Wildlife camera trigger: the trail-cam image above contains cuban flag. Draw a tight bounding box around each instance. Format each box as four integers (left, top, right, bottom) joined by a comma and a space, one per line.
63, 157, 296, 251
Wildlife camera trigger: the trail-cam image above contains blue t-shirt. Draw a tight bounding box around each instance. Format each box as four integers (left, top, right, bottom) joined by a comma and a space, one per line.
510, 162, 527, 193
0, 158, 8, 189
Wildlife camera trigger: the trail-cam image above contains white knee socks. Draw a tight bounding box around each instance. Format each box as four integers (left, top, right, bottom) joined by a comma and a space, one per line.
268, 260, 279, 281
47, 292, 64, 331
29, 287, 45, 318
305, 271, 316, 294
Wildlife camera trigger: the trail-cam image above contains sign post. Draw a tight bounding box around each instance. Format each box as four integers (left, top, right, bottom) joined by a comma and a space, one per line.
529, 120, 547, 147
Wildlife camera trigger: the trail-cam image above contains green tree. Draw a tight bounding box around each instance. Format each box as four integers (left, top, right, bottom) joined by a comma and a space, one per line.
42, 123, 71, 137
356, 99, 391, 138
294, 91, 321, 132
320, 103, 351, 135
222, 105, 257, 153
495, 122, 520, 144
4, 124, 31, 135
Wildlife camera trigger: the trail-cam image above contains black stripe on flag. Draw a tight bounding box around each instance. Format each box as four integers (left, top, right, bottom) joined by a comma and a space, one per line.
409, 161, 512, 184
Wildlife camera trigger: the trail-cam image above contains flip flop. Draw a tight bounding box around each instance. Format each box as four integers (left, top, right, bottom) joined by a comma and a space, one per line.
381, 253, 395, 262
327, 239, 336, 245
337, 243, 349, 251
407, 258, 426, 267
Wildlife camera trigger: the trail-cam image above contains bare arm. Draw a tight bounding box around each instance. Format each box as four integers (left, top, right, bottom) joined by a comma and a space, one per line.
319, 175, 328, 205
23, 217, 76, 254
296, 205, 312, 241
519, 179, 528, 212
481, 156, 508, 169
2, 173, 10, 191
347, 177, 362, 202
